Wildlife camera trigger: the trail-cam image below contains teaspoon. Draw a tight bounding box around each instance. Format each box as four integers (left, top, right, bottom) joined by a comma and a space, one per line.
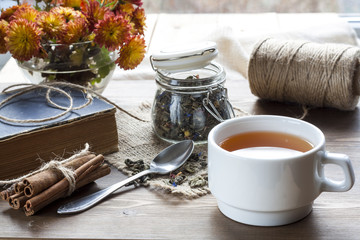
57, 140, 194, 214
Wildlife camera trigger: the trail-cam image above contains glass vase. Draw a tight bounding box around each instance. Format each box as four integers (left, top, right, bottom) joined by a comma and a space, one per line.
16, 41, 117, 93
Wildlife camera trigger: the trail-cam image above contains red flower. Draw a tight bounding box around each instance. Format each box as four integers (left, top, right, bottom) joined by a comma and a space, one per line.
94, 13, 131, 51
116, 3, 135, 17
80, 0, 111, 31
131, 7, 146, 35
123, 0, 143, 7
0, 0, 146, 70
0, 5, 20, 22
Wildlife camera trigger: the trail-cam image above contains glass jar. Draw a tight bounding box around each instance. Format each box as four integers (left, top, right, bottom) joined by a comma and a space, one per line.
151, 57, 234, 143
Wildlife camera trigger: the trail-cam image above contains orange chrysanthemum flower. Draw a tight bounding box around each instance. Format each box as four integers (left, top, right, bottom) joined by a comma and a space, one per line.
80, 0, 110, 31
116, 35, 146, 70
1, 0, 146, 70
0, 20, 9, 53
117, 3, 135, 17
37, 12, 66, 41
94, 14, 131, 51
5, 19, 42, 61
131, 7, 146, 35
51, 6, 85, 23
11, 4, 38, 23
61, 18, 88, 43
61, 0, 83, 9
0, 5, 20, 22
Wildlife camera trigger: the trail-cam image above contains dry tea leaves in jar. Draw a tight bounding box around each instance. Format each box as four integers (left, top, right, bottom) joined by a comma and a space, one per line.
151, 42, 234, 143
152, 76, 232, 142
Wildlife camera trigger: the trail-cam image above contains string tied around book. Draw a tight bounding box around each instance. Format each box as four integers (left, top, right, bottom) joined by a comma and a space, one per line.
0, 82, 147, 123
0, 143, 91, 195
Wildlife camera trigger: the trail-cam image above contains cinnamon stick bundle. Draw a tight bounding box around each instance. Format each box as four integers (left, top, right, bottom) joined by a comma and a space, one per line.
24, 162, 110, 216
0, 153, 111, 215
23, 154, 96, 197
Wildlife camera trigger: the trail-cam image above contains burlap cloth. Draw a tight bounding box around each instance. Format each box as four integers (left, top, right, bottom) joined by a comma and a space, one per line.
105, 102, 247, 198
106, 102, 211, 198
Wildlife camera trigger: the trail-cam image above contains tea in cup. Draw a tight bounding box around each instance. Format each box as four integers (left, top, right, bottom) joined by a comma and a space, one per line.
208, 115, 355, 226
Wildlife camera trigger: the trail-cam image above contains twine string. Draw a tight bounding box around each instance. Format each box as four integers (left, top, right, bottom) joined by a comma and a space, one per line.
0, 84, 74, 123
0, 81, 148, 193
248, 38, 360, 111
39, 160, 77, 196
0, 82, 147, 123
0, 143, 91, 194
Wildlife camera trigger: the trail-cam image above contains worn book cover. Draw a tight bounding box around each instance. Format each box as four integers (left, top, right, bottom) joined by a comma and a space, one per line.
0, 87, 118, 179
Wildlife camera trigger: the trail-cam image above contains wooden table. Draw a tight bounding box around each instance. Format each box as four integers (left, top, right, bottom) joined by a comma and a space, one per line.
1, 13, 360, 240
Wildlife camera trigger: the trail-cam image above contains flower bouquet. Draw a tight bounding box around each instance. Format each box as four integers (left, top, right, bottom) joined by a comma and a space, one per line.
0, 0, 146, 92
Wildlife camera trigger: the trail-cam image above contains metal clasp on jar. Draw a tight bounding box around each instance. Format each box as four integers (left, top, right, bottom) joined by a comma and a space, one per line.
203, 86, 235, 122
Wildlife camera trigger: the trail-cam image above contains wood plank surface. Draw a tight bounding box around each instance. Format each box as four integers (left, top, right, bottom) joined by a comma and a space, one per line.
1, 78, 359, 240
1, 13, 360, 240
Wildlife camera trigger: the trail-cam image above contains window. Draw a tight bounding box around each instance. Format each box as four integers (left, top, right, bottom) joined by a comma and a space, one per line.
143, 0, 360, 14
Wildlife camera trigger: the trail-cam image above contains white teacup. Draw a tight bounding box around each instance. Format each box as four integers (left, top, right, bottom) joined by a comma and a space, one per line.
208, 115, 355, 226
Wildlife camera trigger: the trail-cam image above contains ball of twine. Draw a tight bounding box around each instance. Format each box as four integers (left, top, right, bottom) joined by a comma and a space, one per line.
248, 38, 360, 110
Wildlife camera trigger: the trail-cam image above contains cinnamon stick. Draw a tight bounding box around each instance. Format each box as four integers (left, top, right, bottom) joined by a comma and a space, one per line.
8, 192, 29, 209
13, 194, 29, 210
23, 154, 96, 197
14, 182, 26, 194
1, 187, 15, 201
76, 164, 111, 189
24, 155, 107, 216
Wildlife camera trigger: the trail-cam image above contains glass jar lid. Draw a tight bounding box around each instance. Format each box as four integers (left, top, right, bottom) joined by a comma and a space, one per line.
150, 41, 218, 73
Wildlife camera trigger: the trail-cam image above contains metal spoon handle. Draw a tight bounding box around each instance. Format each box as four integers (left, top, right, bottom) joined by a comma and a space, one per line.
57, 169, 153, 214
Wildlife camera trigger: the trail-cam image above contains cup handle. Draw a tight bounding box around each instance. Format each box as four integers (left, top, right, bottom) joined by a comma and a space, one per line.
319, 151, 355, 192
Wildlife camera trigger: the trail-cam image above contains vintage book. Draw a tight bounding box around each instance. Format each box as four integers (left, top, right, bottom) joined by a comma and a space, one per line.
0, 87, 118, 180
